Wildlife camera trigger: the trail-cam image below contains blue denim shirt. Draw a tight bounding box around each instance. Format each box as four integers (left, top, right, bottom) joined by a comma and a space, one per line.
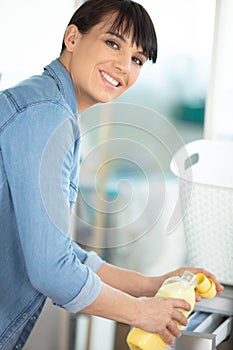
0, 59, 104, 349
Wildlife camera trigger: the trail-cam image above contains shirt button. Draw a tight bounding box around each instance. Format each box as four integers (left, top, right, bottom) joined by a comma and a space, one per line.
16, 345, 22, 349
22, 313, 27, 319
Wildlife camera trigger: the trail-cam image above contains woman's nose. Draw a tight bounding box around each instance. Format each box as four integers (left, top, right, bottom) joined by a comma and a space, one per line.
114, 54, 131, 73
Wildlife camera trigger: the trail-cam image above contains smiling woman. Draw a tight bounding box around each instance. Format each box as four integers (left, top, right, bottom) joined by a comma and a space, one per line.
0, 1, 223, 349
59, 21, 147, 111
59, 0, 158, 112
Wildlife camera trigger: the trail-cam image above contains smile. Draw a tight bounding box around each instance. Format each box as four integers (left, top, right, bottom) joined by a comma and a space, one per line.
100, 71, 120, 87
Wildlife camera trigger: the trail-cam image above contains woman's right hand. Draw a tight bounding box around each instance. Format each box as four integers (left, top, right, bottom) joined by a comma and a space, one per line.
81, 282, 190, 346
133, 296, 191, 345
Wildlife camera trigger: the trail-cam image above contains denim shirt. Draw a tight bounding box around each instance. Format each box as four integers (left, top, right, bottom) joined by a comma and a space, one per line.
0, 59, 104, 349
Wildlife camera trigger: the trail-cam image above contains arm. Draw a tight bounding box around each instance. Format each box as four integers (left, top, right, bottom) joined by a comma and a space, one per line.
97, 263, 224, 301
82, 262, 223, 345
1, 102, 101, 311
96, 262, 162, 297
96, 263, 224, 298
81, 281, 190, 345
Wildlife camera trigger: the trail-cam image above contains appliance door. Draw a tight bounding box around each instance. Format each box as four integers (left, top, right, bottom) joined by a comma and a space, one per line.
174, 286, 233, 350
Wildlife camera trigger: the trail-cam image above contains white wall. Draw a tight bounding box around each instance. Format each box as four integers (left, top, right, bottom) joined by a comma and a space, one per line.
204, 0, 233, 139
0, 0, 75, 88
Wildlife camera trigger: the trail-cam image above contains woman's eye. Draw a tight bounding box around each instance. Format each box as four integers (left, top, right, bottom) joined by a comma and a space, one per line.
132, 57, 143, 66
105, 40, 119, 50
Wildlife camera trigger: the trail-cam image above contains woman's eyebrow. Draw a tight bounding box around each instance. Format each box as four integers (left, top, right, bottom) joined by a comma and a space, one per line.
106, 31, 126, 42
106, 31, 148, 59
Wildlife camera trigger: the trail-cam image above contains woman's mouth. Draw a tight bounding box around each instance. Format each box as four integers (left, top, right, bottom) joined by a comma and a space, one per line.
100, 71, 121, 87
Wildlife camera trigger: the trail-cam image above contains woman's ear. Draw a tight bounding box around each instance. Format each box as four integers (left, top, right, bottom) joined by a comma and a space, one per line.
63, 24, 80, 52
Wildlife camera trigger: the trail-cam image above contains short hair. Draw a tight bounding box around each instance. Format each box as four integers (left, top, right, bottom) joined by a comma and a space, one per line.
61, 0, 157, 63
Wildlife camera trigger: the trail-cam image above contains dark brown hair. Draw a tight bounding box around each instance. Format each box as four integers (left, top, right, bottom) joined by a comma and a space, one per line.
61, 0, 157, 63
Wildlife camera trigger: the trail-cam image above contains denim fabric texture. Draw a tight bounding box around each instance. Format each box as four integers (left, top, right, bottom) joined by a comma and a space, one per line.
0, 59, 104, 349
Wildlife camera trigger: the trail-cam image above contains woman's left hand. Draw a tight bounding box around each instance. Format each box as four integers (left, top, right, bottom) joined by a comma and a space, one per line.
162, 267, 224, 301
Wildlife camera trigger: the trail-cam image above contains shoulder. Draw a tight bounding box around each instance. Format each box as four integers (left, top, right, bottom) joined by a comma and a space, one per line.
3, 73, 64, 112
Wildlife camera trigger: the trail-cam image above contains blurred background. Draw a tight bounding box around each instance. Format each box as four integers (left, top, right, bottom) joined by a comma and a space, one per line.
0, 0, 215, 137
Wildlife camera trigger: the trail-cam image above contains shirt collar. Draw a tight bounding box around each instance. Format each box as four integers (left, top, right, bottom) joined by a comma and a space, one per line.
43, 59, 78, 116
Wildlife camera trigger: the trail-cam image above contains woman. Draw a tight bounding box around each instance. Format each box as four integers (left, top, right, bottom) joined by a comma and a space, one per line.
0, 0, 223, 348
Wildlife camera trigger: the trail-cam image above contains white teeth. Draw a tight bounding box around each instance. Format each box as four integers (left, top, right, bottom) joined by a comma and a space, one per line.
101, 71, 119, 87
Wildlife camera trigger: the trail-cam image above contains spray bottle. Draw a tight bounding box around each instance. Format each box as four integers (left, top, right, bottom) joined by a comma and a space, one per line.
127, 271, 216, 350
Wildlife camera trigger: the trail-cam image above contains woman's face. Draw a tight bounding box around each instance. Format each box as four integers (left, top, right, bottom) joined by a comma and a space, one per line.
60, 16, 147, 112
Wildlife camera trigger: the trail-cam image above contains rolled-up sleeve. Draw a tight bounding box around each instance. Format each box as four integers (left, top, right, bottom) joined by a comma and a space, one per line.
1, 101, 102, 312
71, 241, 105, 273
63, 265, 102, 312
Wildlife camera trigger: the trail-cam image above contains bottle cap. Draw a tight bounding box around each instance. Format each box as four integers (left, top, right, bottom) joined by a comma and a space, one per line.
195, 273, 216, 299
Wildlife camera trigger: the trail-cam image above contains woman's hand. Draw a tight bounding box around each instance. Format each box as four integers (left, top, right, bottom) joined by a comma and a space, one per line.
134, 296, 191, 345
162, 267, 224, 301
81, 281, 190, 346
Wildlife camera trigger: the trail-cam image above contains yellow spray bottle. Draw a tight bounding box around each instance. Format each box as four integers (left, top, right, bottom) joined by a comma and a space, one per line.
126, 271, 216, 350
